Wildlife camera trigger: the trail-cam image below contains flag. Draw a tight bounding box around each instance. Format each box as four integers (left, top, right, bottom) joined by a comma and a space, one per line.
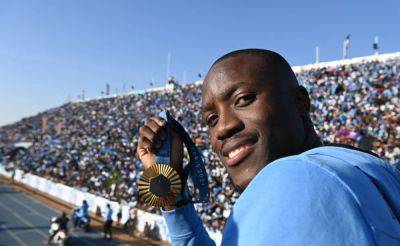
344, 35, 350, 48
343, 34, 350, 59
373, 36, 379, 55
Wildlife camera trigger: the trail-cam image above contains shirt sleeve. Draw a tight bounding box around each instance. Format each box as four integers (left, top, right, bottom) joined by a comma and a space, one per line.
162, 203, 216, 246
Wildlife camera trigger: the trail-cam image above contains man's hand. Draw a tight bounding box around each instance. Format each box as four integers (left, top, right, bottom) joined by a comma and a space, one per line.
137, 116, 185, 210
137, 116, 184, 179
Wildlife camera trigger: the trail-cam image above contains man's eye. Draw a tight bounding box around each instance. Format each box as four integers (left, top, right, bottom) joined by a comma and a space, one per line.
235, 94, 256, 107
206, 114, 218, 127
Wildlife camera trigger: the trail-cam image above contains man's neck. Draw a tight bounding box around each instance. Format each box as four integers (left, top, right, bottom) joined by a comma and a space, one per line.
298, 121, 323, 154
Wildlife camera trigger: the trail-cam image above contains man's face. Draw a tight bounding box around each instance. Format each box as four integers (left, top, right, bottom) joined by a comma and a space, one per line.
202, 56, 305, 190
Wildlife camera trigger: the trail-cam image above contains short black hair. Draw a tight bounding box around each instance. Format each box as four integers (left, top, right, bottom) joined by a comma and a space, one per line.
208, 48, 298, 88
212, 49, 290, 68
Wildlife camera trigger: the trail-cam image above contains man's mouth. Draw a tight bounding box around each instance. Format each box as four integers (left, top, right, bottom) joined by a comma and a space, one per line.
222, 137, 258, 167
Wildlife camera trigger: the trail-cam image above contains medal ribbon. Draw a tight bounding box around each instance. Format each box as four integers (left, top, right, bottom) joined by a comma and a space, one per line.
155, 110, 209, 203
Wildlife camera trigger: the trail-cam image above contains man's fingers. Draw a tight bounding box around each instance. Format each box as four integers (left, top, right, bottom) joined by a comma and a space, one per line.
137, 142, 150, 157
149, 116, 166, 127
138, 137, 153, 151
139, 125, 162, 148
146, 119, 167, 140
137, 139, 156, 168
136, 116, 170, 168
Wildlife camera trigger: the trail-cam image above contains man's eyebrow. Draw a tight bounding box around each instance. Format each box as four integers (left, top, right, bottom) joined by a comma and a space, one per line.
219, 81, 248, 101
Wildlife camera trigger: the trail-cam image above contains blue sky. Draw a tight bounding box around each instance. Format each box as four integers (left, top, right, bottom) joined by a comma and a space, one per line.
0, 0, 399, 126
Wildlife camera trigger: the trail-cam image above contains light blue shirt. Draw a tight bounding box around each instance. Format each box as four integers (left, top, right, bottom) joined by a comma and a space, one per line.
162, 146, 400, 245
79, 203, 89, 218
104, 206, 113, 222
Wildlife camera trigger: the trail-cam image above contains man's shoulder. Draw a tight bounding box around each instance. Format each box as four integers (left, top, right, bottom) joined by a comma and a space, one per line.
237, 147, 359, 206
265, 146, 398, 180
226, 146, 400, 244
246, 146, 364, 193
243, 147, 400, 234
236, 145, 400, 218
249, 146, 400, 196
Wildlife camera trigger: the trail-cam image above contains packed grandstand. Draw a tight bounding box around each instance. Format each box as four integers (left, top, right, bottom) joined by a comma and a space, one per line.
0, 52, 399, 234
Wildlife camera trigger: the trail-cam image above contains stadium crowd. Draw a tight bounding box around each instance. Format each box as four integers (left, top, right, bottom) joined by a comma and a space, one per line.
0, 56, 399, 234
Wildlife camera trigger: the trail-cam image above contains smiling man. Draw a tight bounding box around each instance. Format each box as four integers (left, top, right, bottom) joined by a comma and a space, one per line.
201, 50, 322, 192
137, 49, 400, 245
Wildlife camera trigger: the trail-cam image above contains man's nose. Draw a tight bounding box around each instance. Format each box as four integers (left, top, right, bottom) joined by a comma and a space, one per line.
216, 109, 244, 141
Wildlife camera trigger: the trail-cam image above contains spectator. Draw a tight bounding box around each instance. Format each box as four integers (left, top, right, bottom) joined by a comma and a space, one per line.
103, 204, 113, 240
116, 206, 122, 225
150, 222, 161, 241
123, 207, 138, 233
143, 221, 152, 238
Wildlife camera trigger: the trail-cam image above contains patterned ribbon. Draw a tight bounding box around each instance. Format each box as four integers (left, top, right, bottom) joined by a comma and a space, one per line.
156, 110, 209, 203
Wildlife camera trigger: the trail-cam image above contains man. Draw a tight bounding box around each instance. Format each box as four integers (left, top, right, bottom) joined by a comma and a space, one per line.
8, 161, 16, 184
5, 148, 18, 184
47, 212, 69, 245
56, 212, 69, 233
123, 206, 138, 233
138, 49, 400, 245
117, 206, 122, 225
143, 221, 152, 238
103, 203, 113, 240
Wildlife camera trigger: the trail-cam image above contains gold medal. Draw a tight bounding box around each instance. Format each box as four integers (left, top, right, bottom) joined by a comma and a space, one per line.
138, 164, 182, 207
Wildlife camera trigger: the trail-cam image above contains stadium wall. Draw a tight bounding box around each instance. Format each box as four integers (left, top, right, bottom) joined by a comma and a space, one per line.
0, 165, 222, 244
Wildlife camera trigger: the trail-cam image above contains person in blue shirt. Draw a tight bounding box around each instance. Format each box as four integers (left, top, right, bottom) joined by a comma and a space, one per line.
137, 49, 400, 245
103, 203, 113, 240
72, 200, 91, 231
79, 200, 89, 221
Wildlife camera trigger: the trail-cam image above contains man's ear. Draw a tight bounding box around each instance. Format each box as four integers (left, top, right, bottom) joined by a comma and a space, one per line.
295, 86, 311, 115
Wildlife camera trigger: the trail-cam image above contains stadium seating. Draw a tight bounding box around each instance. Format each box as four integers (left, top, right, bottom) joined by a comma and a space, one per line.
1, 53, 399, 233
